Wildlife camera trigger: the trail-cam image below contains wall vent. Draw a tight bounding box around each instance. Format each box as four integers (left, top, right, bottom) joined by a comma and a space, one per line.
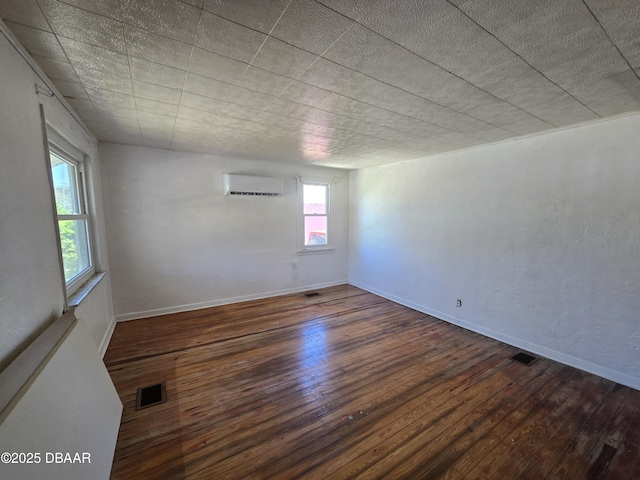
136, 382, 166, 410
511, 352, 537, 366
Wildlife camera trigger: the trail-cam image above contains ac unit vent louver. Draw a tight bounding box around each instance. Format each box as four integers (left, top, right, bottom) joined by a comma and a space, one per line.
223, 174, 283, 196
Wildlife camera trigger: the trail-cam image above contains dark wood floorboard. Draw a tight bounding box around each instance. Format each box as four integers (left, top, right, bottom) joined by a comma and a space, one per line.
105, 285, 640, 479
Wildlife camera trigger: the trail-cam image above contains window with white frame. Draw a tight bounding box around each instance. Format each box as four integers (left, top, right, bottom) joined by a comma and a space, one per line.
302, 181, 330, 248
49, 145, 94, 293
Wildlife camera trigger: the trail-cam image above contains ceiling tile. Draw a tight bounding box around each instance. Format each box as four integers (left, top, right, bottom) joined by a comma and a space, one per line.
2, 0, 639, 168
202, 0, 288, 34
571, 73, 640, 117
50, 79, 89, 99
74, 66, 134, 95
195, 11, 267, 63
586, 0, 640, 68
178, 105, 219, 124
38, 0, 126, 53
298, 58, 360, 93
543, 43, 629, 93
32, 55, 79, 83
124, 24, 193, 70
136, 111, 175, 127
518, 25, 610, 74
218, 103, 263, 121
278, 81, 334, 106
136, 97, 179, 116
98, 107, 139, 121
362, 0, 518, 78
323, 24, 458, 99
59, 36, 130, 77
263, 98, 312, 119
121, 0, 202, 44
236, 67, 293, 96
270, 0, 354, 55
425, 81, 547, 132
56, 0, 122, 20
0, 0, 51, 31
183, 73, 235, 100
360, 0, 452, 46
132, 80, 182, 105
315, 0, 379, 20
226, 86, 275, 110
87, 88, 137, 110
179, 92, 225, 114
129, 57, 186, 90
251, 37, 318, 79
468, 58, 593, 125
213, 114, 254, 130
5, 22, 67, 61
180, 0, 205, 8
188, 48, 248, 84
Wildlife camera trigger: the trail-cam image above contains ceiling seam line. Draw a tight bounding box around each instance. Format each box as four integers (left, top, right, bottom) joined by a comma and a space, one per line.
33, 0, 102, 131
208, 0, 295, 131
121, 15, 144, 145
165, 80, 464, 148
53, 8, 539, 139
169, 4, 205, 151
351, 21, 558, 128
247, 0, 492, 146
314, 56, 521, 135
443, 0, 600, 118
581, 0, 640, 83
308, 1, 528, 134
248, 1, 384, 137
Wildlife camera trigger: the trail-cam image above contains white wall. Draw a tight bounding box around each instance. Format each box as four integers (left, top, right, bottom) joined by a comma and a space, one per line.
0, 28, 114, 369
349, 113, 640, 390
100, 144, 349, 320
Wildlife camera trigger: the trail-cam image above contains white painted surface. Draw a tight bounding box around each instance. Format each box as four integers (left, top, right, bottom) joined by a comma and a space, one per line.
0, 312, 122, 480
349, 113, 640, 390
0, 27, 114, 373
99, 144, 349, 320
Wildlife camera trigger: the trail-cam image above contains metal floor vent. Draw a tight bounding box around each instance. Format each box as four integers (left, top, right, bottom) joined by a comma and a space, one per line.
136, 382, 166, 410
511, 352, 537, 366
305, 292, 321, 297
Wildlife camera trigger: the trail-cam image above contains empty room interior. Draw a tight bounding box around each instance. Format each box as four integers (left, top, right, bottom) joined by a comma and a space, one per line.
1, 0, 640, 479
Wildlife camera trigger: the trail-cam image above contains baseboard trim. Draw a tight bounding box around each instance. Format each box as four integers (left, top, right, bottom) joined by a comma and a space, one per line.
349, 280, 640, 392
98, 315, 117, 358
115, 280, 349, 322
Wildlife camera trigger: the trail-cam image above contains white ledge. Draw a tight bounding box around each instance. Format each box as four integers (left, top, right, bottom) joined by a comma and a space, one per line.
297, 248, 336, 255
68, 272, 107, 307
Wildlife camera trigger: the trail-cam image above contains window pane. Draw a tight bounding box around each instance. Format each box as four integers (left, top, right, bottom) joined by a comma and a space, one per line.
303, 184, 327, 215
58, 219, 91, 282
50, 152, 80, 215
304, 216, 327, 246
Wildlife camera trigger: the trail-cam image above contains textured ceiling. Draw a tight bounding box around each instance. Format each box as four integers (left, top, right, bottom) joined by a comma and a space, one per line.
2, 0, 640, 169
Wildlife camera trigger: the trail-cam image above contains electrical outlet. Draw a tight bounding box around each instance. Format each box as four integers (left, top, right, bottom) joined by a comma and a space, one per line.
291, 262, 297, 271
456, 299, 462, 307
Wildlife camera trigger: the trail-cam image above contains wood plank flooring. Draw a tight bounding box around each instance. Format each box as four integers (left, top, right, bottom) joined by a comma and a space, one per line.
105, 285, 640, 479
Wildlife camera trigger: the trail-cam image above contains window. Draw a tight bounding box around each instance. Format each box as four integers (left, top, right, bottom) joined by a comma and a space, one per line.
49, 146, 94, 292
302, 182, 329, 248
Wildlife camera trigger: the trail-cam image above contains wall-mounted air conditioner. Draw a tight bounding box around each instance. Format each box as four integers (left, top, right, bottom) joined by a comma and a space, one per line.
223, 174, 283, 196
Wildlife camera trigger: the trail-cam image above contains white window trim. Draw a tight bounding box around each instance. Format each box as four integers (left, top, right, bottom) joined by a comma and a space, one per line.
47, 130, 96, 297
296, 176, 335, 255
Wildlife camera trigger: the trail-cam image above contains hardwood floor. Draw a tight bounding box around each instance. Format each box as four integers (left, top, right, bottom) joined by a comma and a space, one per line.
105, 285, 640, 479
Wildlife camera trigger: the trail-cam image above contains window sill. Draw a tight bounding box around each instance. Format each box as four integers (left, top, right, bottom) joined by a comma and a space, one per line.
297, 248, 335, 256
68, 272, 107, 307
